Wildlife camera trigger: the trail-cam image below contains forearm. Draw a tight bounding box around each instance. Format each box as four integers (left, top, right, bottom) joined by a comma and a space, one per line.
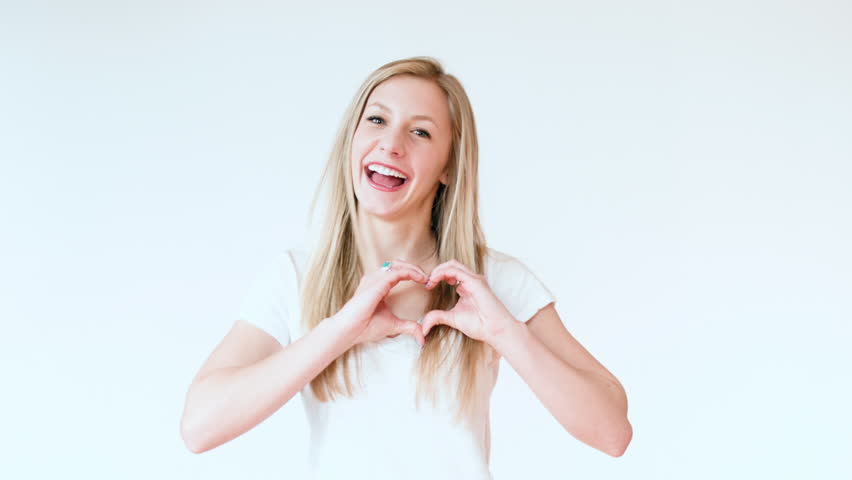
182, 316, 357, 453
492, 321, 631, 457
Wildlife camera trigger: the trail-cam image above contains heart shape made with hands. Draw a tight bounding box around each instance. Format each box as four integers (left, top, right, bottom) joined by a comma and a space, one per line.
406, 259, 516, 346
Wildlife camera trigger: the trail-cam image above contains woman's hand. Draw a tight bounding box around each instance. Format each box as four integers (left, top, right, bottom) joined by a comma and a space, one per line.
333, 259, 429, 348
421, 259, 516, 345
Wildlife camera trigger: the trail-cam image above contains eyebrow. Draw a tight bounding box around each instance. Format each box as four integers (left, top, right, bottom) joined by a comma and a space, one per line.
366, 102, 439, 128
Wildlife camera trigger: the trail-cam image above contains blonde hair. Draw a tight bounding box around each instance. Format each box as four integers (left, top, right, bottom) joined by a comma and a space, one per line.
299, 56, 490, 425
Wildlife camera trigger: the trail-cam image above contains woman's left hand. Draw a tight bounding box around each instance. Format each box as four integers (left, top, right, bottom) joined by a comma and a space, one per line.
421, 260, 516, 345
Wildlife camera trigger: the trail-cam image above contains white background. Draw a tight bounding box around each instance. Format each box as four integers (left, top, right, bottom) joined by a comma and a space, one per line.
1, 1, 850, 478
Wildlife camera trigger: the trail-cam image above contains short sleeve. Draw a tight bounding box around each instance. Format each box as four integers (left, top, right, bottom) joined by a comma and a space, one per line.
485, 249, 557, 324
236, 251, 294, 346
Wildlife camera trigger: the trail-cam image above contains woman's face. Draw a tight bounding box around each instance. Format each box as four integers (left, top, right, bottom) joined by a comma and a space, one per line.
351, 74, 453, 219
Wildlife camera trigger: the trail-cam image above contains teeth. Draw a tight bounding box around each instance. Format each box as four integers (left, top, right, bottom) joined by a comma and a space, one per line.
367, 164, 407, 180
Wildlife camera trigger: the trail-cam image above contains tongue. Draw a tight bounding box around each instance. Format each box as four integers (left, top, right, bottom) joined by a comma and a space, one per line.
372, 172, 404, 188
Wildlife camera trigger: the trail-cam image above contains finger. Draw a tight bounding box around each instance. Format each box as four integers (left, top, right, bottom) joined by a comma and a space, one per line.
425, 261, 468, 287
385, 260, 429, 283
428, 259, 475, 280
368, 268, 425, 305
394, 266, 429, 285
426, 266, 478, 295
443, 259, 477, 276
395, 259, 429, 279
395, 318, 425, 347
421, 309, 454, 337
425, 264, 452, 288
374, 266, 426, 292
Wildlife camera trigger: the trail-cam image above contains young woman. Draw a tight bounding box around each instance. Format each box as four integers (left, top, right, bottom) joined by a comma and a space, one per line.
180, 56, 632, 478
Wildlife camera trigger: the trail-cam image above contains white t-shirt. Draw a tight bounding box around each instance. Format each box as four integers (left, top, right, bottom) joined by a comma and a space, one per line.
237, 245, 556, 480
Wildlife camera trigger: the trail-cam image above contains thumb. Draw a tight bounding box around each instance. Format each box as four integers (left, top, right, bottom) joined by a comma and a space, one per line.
393, 318, 426, 347
421, 310, 453, 337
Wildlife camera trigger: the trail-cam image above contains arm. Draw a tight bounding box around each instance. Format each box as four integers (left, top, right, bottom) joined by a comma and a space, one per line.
181, 257, 431, 454
491, 303, 632, 457
179, 315, 357, 454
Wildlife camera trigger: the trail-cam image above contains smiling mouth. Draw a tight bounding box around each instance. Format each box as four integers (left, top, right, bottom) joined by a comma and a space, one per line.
365, 166, 408, 190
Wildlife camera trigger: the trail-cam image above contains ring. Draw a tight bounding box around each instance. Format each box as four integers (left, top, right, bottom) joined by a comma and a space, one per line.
381, 261, 392, 271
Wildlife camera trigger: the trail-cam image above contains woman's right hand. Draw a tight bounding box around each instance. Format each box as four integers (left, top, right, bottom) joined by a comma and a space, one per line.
332, 259, 430, 348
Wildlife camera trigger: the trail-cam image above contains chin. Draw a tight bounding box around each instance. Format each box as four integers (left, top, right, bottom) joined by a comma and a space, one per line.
355, 196, 405, 221
358, 201, 400, 219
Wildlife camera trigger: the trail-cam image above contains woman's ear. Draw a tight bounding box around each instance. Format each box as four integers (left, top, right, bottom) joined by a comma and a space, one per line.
439, 169, 448, 185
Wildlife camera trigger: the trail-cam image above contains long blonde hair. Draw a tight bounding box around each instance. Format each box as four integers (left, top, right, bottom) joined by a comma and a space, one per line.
299, 56, 489, 425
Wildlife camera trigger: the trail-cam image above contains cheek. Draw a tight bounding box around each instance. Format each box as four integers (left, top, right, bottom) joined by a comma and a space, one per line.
350, 131, 374, 158
426, 149, 451, 176
350, 134, 366, 164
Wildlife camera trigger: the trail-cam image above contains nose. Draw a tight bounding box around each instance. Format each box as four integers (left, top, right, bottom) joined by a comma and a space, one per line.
377, 127, 406, 158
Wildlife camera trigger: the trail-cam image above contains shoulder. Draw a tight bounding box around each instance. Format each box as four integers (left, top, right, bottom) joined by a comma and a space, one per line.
287, 244, 311, 282
483, 246, 532, 279
256, 238, 311, 275
483, 245, 556, 322
482, 246, 535, 293
247, 244, 307, 293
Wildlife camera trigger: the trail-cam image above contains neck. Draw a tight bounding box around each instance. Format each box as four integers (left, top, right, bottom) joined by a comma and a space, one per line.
355, 206, 439, 274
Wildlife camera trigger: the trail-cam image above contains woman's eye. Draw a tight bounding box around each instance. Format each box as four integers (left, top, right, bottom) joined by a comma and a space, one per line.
365, 115, 430, 139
